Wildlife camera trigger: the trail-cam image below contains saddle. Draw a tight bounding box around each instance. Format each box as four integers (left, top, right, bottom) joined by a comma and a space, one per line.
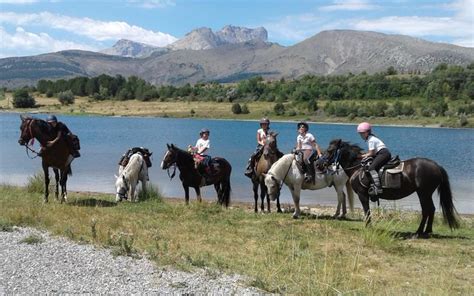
363, 155, 403, 189
119, 147, 153, 167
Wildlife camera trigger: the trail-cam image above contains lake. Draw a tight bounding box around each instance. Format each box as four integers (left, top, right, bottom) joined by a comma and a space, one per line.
1, 112, 473, 213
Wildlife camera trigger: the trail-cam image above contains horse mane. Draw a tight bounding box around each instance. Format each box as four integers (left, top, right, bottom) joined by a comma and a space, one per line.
170, 144, 194, 164
334, 139, 363, 164
267, 154, 294, 179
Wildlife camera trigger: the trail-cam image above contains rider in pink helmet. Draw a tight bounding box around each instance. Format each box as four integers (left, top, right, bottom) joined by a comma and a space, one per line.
357, 122, 391, 199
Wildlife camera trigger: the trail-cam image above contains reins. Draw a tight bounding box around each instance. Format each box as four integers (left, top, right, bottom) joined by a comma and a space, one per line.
277, 155, 294, 191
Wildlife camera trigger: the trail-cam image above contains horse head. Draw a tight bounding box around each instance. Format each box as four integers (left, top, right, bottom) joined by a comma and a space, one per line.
263, 132, 278, 159
18, 115, 34, 146
115, 174, 129, 202
161, 143, 178, 170
263, 173, 280, 201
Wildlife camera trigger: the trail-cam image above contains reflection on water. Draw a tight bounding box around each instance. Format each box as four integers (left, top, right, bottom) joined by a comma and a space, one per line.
1, 112, 473, 213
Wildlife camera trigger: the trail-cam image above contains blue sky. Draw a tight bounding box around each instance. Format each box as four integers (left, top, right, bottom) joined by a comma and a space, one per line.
0, 0, 473, 58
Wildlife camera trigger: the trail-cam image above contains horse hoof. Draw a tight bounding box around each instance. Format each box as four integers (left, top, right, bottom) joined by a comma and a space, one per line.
292, 214, 299, 219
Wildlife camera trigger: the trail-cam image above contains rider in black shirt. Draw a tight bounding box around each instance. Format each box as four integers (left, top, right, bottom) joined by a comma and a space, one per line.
46, 115, 80, 158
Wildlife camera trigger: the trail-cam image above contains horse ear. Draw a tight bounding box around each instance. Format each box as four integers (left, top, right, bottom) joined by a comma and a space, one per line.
167, 143, 170, 149
274, 132, 279, 137
20, 114, 26, 121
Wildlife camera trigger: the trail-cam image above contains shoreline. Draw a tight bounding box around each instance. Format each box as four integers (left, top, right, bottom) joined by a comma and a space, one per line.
2, 109, 472, 130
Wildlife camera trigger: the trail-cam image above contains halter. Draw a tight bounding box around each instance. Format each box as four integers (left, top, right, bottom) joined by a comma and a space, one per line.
164, 150, 177, 180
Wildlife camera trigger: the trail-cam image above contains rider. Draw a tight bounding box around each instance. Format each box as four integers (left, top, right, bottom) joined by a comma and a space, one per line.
189, 128, 211, 175
357, 122, 391, 198
244, 117, 271, 178
296, 121, 322, 182
45, 115, 80, 158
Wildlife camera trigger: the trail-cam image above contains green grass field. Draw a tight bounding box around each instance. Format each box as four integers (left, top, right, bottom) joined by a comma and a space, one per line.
1, 184, 473, 295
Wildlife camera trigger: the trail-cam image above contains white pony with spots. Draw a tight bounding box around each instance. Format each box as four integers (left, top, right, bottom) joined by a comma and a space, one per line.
264, 154, 353, 218
115, 152, 148, 202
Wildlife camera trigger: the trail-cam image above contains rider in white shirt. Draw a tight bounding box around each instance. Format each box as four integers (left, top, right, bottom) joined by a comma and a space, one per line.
244, 118, 270, 178
296, 121, 322, 182
357, 122, 391, 198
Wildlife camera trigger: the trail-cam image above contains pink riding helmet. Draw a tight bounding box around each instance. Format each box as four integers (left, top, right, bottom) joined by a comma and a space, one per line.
357, 122, 372, 132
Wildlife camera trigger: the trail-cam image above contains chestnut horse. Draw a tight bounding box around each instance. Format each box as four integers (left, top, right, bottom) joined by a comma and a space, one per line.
18, 115, 73, 203
252, 132, 283, 213
161, 144, 232, 207
319, 139, 459, 237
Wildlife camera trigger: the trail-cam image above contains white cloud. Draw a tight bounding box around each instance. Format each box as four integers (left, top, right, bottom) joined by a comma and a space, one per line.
127, 0, 175, 9
0, 26, 97, 57
320, 0, 378, 11
0, 11, 177, 46
263, 13, 323, 43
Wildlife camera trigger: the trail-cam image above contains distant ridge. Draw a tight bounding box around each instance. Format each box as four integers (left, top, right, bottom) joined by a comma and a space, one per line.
1, 29, 473, 88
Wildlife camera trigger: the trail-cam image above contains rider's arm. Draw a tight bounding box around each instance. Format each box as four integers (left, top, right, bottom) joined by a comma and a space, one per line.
362, 149, 376, 158
257, 131, 265, 146
313, 141, 322, 157
48, 131, 62, 146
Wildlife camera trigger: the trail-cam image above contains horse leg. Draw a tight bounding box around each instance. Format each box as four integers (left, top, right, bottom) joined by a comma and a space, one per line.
59, 169, 68, 203
415, 191, 435, 238
334, 190, 346, 219
276, 193, 282, 213
252, 181, 259, 212
53, 168, 60, 200
263, 184, 270, 213
359, 193, 371, 226
42, 163, 49, 203
183, 185, 190, 205
291, 187, 302, 219
195, 187, 202, 203
214, 183, 222, 205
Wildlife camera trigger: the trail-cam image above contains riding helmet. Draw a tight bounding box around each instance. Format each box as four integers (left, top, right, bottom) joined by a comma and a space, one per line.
297, 121, 309, 131
357, 122, 372, 133
259, 117, 270, 126
200, 128, 210, 135
46, 115, 57, 122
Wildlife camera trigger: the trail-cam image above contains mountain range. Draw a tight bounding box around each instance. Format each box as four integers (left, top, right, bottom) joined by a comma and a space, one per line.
0, 26, 473, 88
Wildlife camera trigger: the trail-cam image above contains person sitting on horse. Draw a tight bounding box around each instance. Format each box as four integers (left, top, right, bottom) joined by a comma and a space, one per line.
189, 128, 212, 174
296, 121, 322, 182
244, 117, 271, 178
45, 115, 80, 158
357, 122, 391, 199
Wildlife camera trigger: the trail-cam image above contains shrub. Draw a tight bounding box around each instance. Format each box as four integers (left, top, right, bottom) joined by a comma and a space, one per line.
12, 89, 36, 108
274, 103, 285, 115
46, 90, 54, 98
231, 103, 242, 114
26, 171, 44, 193
241, 104, 250, 114
58, 90, 75, 105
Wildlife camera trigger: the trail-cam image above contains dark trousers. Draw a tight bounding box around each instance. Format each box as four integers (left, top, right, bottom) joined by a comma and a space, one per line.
369, 148, 391, 171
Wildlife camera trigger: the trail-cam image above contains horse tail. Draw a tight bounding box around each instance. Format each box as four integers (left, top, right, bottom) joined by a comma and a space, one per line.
67, 165, 72, 176
438, 165, 459, 229
346, 179, 354, 212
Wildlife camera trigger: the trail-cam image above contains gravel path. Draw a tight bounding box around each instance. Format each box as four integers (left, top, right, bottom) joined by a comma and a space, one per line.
0, 227, 265, 295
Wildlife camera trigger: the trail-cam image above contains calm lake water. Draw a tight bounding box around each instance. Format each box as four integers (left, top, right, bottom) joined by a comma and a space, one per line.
1, 112, 473, 213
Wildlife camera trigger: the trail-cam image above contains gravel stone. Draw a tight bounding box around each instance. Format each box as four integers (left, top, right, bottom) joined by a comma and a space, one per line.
0, 227, 267, 295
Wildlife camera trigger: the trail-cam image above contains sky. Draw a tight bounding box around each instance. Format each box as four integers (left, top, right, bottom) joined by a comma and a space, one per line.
0, 0, 473, 58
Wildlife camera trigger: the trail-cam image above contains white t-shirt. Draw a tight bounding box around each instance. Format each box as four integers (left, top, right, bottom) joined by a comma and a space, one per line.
367, 135, 386, 153
297, 132, 316, 150
195, 138, 210, 155
257, 128, 268, 144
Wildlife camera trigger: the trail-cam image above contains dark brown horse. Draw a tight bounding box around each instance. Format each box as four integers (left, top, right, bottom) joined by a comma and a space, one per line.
252, 132, 283, 213
160, 144, 232, 207
319, 139, 459, 237
18, 115, 73, 203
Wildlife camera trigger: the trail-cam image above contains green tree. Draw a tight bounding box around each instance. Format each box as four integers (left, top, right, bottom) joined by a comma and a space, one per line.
13, 89, 36, 108
231, 103, 242, 114
274, 103, 285, 115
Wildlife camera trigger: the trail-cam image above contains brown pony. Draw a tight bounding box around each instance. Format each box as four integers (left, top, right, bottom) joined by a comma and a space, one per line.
252, 132, 283, 213
319, 139, 459, 237
161, 144, 232, 207
18, 115, 73, 203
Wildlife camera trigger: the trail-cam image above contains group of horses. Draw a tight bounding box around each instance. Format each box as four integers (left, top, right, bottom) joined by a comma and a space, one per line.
18, 115, 460, 237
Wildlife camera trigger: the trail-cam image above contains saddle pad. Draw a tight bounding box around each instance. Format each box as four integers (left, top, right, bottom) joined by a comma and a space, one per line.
386, 162, 404, 174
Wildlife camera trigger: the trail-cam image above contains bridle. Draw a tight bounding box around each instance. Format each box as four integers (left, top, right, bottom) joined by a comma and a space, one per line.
164, 150, 177, 180
20, 118, 41, 159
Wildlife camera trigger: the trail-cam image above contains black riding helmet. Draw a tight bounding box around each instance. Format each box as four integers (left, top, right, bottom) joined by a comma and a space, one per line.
297, 121, 309, 131
200, 128, 210, 135
47, 115, 58, 123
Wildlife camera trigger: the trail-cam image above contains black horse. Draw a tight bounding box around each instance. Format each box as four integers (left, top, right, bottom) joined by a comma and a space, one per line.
18, 115, 73, 203
319, 139, 459, 237
161, 144, 232, 207
251, 132, 283, 213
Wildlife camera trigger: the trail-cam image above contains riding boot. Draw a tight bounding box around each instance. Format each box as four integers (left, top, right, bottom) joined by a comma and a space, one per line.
244, 153, 257, 178
369, 170, 383, 201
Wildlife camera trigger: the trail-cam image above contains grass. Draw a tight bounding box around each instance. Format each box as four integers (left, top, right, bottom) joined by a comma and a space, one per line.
2, 93, 472, 128
0, 184, 473, 294
19, 234, 44, 244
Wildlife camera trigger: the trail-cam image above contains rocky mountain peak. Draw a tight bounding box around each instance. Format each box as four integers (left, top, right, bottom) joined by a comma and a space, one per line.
169, 25, 268, 51
101, 39, 168, 58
